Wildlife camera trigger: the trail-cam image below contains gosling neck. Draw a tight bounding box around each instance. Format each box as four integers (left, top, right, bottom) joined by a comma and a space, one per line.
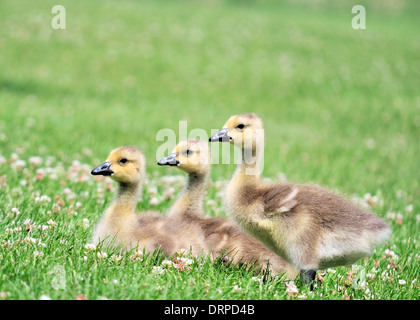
169, 171, 208, 217
109, 180, 141, 216
232, 143, 263, 185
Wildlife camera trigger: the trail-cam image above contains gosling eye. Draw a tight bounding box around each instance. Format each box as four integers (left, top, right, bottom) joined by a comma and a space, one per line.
184, 149, 193, 156
236, 124, 245, 130
119, 158, 128, 165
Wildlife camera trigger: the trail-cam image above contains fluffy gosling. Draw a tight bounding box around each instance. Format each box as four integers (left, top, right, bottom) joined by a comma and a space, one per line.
210, 113, 391, 287
158, 139, 298, 279
90, 146, 205, 256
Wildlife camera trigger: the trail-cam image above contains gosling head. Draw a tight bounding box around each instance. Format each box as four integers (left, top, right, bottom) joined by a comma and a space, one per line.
158, 139, 210, 175
209, 113, 264, 151
91, 146, 145, 184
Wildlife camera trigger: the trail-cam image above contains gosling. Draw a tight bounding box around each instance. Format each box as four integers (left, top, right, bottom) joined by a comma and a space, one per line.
158, 139, 298, 279
209, 113, 391, 287
90, 146, 206, 256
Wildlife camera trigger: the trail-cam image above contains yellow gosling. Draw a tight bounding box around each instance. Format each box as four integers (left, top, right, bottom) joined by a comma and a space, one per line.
158, 139, 298, 279
90, 146, 205, 256
210, 114, 391, 287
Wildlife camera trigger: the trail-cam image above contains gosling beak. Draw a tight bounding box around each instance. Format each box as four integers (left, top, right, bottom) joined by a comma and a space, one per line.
157, 153, 179, 166
91, 162, 114, 176
209, 128, 231, 142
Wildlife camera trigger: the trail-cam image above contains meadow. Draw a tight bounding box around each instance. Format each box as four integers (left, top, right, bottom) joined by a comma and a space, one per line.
0, 0, 419, 300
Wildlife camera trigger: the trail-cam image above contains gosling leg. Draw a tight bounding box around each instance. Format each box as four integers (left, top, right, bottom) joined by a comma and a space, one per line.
300, 269, 316, 290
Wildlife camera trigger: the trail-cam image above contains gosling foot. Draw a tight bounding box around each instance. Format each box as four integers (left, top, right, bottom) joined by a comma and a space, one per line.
300, 269, 317, 290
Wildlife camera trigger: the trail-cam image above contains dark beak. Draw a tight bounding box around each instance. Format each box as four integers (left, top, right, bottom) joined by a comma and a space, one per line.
91, 162, 114, 176
157, 152, 179, 166
209, 128, 231, 142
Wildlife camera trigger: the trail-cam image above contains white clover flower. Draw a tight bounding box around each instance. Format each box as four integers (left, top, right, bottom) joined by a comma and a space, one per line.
215, 191, 224, 199
232, 285, 241, 292
130, 250, 143, 261
0, 291, 10, 299
149, 197, 159, 206
163, 187, 175, 199
40, 195, 51, 202
11, 159, 26, 170
97, 251, 108, 259
35, 195, 51, 203
386, 212, 396, 220
71, 160, 81, 167
84, 243, 96, 251
398, 280, 406, 285
34, 251, 44, 257
82, 218, 90, 229
62, 188, 72, 194
286, 281, 299, 294
29, 156, 43, 167
152, 266, 166, 275
45, 156, 55, 166
49, 172, 58, 180
47, 219, 57, 227
36, 168, 45, 178
405, 204, 413, 213
175, 248, 189, 257
25, 237, 38, 244
206, 199, 216, 207
2, 240, 12, 248
385, 249, 398, 259
148, 186, 158, 196
161, 259, 173, 268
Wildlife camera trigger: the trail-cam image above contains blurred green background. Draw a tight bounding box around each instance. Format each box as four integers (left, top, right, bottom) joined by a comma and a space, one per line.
1, 0, 419, 196
0, 0, 419, 300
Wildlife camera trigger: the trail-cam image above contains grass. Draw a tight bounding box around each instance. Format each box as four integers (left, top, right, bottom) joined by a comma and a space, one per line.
0, 0, 419, 300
